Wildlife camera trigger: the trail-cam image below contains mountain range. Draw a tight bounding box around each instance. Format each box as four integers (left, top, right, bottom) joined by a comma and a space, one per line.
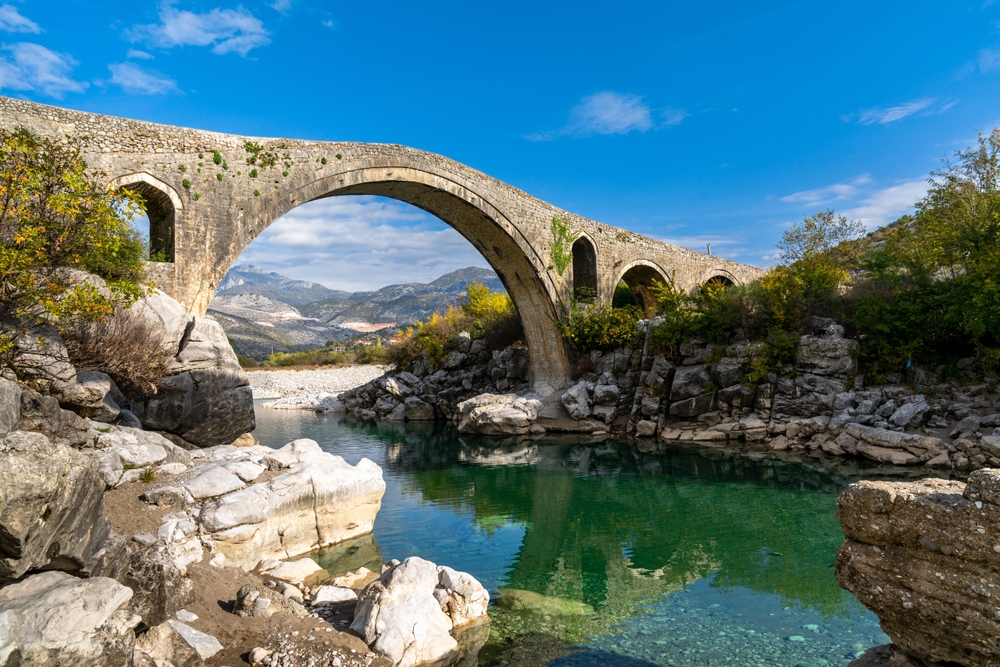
208, 265, 504, 358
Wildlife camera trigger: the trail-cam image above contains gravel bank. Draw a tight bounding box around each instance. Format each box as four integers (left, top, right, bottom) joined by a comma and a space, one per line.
247, 366, 391, 400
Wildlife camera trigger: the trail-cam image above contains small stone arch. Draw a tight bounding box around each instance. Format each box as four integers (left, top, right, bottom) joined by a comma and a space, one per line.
108, 173, 182, 262
699, 268, 739, 288
571, 234, 598, 301
615, 260, 670, 315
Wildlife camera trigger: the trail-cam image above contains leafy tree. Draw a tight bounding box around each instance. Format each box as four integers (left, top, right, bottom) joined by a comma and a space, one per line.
0, 128, 147, 367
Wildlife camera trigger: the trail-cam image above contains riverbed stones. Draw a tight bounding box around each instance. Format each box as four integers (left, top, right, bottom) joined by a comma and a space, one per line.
133, 621, 203, 667
835, 471, 1000, 666
0, 571, 139, 667
351, 557, 488, 667
119, 543, 195, 630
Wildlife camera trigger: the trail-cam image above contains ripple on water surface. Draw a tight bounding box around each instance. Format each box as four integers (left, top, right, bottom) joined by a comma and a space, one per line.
252, 406, 889, 667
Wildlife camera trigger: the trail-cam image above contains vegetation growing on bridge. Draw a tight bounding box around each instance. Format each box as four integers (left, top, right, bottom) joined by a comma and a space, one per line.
548, 215, 577, 276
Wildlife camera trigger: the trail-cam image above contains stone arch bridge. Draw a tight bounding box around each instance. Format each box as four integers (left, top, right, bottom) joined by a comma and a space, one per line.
1, 97, 763, 391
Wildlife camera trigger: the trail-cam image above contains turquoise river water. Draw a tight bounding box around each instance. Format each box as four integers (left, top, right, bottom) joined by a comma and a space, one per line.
252, 406, 892, 667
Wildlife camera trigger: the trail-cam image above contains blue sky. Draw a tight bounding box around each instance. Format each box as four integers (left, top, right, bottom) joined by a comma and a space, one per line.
4, 1, 1000, 290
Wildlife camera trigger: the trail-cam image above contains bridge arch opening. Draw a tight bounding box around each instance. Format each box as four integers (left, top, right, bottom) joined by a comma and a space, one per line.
704, 275, 734, 290
208, 168, 571, 390
616, 261, 669, 316
109, 173, 181, 263
571, 236, 598, 302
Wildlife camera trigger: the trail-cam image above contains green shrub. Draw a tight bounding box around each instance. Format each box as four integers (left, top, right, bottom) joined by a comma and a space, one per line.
212, 150, 222, 165
557, 304, 643, 354
386, 283, 523, 370
0, 128, 147, 372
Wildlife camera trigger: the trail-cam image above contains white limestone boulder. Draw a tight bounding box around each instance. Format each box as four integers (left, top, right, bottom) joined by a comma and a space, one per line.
351, 557, 489, 667
198, 439, 385, 569
0, 571, 140, 667
456, 393, 542, 435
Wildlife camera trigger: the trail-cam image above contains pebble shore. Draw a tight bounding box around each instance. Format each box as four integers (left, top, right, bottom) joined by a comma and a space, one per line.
247, 366, 391, 400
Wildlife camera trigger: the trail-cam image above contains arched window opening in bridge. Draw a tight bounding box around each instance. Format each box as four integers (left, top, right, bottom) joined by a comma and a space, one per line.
115, 181, 176, 263
571, 237, 598, 302
619, 264, 669, 316
703, 275, 734, 291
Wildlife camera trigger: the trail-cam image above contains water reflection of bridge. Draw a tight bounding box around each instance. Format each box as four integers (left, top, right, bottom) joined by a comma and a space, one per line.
340, 426, 877, 652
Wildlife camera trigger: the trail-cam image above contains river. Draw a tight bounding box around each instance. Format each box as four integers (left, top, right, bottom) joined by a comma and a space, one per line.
253, 405, 891, 667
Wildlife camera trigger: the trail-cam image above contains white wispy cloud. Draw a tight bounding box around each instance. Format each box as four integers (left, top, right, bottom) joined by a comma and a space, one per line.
979, 46, 1000, 73
527, 91, 686, 140
0, 4, 39, 33
854, 98, 937, 125
128, 1, 270, 56
234, 196, 493, 291
109, 62, 177, 94
271, 0, 293, 11
0, 43, 86, 97
127, 49, 154, 60
841, 179, 928, 229
780, 175, 873, 205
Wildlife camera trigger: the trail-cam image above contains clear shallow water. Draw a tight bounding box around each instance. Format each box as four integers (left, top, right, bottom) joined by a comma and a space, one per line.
252, 406, 889, 667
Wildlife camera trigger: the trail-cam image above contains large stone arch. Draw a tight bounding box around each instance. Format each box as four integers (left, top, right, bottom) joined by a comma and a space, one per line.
614, 260, 670, 315
205, 165, 571, 392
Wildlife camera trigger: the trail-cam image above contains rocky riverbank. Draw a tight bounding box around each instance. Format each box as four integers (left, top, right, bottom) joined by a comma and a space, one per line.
335, 318, 999, 474
0, 283, 491, 667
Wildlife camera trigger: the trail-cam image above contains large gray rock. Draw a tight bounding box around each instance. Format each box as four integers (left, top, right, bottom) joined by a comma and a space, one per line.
403, 397, 435, 421
119, 544, 195, 631
58, 371, 120, 423
888, 398, 929, 429
134, 291, 254, 447
0, 378, 21, 436
842, 423, 944, 465
560, 381, 592, 420
670, 365, 712, 401
796, 325, 858, 378
351, 557, 489, 667
836, 471, 1000, 666
456, 394, 541, 435
18, 388, 94, 447
669, 393, 716, 418
710, 356, 745, 388
0, 571, 139, 667
0, 431, 120, 581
